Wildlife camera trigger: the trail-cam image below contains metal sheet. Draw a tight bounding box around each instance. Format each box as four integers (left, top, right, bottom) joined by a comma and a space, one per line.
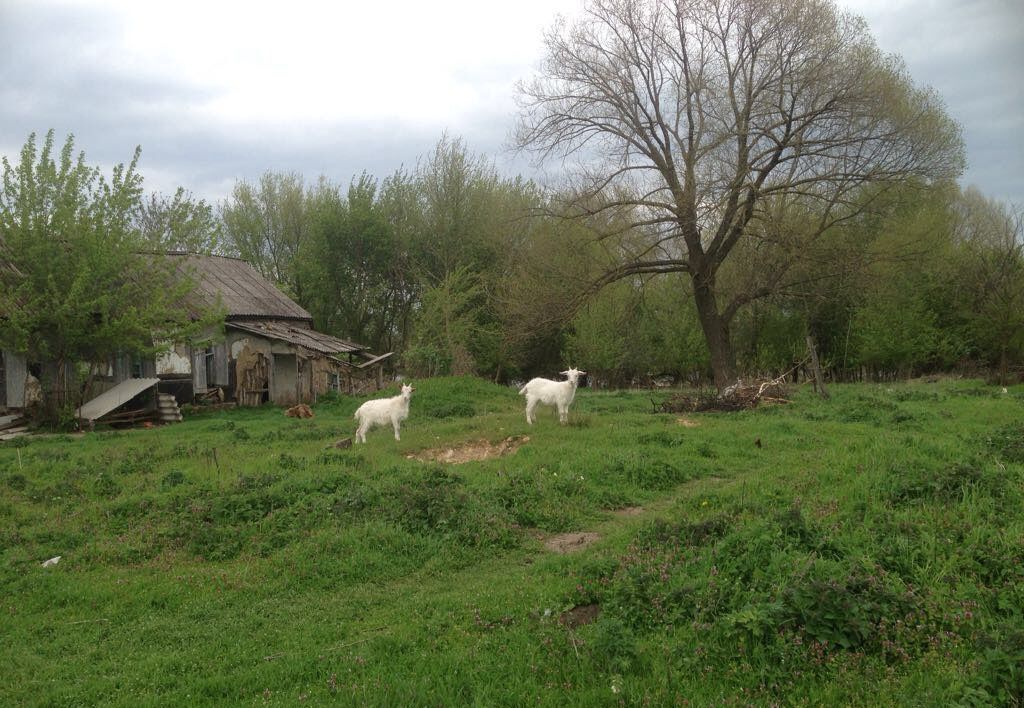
75, 377, 159, 421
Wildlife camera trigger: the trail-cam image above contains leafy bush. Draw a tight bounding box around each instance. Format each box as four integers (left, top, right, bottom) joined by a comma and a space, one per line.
959, 629, 1024, 706
160, 470, 186, 490
588, 616, 639, 672
884, 461, 1003, 505
781, 562, 918, 650
987, 424, 1024, 463
91, 473, 121, 499
610, 453, 690, 490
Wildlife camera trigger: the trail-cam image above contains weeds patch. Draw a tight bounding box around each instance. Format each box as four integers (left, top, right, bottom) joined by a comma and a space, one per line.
1, 378, 1022, 706
987, 423, 1024, 463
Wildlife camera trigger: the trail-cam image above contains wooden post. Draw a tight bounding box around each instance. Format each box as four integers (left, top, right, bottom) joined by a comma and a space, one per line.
806, 336, 830, 400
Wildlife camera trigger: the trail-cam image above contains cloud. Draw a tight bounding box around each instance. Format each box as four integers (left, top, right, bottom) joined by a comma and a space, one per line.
1, 0, 1021, 205
844, 0, 1024, 204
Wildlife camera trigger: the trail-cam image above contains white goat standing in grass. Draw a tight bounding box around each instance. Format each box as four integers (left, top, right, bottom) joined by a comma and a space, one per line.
519, 368, 585, 425
354, 383, 414, 443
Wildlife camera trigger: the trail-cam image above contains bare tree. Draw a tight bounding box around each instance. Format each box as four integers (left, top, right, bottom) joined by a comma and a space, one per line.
516, 0, 964, 387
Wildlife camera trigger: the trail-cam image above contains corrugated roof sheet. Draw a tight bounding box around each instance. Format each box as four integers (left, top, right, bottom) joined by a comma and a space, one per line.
228, 319, 367, 355
167, 253, 312, 321
76, 378, 160, 421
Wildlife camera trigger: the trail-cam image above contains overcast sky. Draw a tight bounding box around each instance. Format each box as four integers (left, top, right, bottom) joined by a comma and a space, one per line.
1, 0, 1021, 207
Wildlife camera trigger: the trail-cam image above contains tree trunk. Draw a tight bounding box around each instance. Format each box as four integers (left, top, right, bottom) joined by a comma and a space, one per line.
691, 273, 735, 389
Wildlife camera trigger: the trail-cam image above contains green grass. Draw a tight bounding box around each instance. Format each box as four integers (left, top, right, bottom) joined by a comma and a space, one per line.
2, 377, 1023, 705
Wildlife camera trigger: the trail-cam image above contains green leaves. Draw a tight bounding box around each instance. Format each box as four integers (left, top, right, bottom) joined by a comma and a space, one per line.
0, 131, 217, 411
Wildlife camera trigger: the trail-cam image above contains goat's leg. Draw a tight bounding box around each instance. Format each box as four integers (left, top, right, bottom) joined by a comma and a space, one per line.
525, 397, 537, 425
392, 416, 401, 441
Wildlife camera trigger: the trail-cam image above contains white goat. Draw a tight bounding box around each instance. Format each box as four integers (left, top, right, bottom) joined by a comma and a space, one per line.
519, 368, 585, 425
354, 383, 415, 443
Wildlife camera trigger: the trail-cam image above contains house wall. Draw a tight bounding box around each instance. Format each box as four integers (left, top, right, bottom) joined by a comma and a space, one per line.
223, 328, 370, 406
156, 344, 192, 376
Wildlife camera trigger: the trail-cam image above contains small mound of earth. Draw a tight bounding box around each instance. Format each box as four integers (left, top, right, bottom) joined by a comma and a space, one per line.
408, 435, 528, 464
559, 603, 601, 628
676, 417, 700, 427
543, 532, 600, 554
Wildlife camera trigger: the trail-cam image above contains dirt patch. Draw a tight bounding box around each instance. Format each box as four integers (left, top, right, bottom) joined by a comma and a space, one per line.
543, 532, 601, 554
676, 417, 700, 427
559, 603, 601, 628
284, 403, 314, 418
611, 506, 644, 517
408, 435, 528, 464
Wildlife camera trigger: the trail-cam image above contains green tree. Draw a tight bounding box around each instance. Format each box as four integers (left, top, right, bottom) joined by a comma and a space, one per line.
404, 267, 499, 377
0, 131, 213, 412
137, 188, 223, 254
950, 188, 1024, 383
299, 174, 417, 352
221, 171, 313, 299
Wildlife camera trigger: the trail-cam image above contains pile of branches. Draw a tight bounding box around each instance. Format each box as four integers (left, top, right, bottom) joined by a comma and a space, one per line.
657, 378, 791, 413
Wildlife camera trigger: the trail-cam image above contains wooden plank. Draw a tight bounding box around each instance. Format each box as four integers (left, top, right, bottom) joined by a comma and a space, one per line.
213, 343, 229, 387
192, 347, 207, 392
4, 351, 27, 408
0, 414, 25, 431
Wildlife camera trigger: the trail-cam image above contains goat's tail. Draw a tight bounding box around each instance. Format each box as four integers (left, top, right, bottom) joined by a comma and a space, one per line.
518, 384, 529, 396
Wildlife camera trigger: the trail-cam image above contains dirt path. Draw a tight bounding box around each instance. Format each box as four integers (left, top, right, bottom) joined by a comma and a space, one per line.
536, 474, 728, 554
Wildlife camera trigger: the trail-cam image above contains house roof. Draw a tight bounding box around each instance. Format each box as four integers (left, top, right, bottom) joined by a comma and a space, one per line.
228, 319, 367, 355
167, 252, 312, 321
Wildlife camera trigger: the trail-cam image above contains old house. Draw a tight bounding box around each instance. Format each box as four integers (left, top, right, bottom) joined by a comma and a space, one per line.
160, 253, 390, 406
0, 253, 390, 415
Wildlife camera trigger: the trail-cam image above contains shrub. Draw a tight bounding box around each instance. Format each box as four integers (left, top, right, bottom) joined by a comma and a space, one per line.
780, 563, 917, 651
987, 424, 1024, 463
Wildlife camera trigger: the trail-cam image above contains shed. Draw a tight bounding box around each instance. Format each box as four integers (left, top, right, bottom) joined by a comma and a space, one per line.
161, 253, 390, 406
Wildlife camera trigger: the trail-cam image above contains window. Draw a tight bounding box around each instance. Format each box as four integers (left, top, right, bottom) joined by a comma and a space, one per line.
131, 354, 144, 379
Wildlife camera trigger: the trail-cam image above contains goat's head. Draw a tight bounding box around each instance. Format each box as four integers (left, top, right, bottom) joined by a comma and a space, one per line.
560, 367, 586, 384
401, 382, 415, 396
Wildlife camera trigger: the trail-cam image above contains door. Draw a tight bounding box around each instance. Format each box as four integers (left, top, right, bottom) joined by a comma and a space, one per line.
271, 354, 298, 406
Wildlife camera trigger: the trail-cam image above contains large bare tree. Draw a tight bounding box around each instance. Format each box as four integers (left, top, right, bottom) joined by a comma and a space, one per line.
516, 0, 964, 386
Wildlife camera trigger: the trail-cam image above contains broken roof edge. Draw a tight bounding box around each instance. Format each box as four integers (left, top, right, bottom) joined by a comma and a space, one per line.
226, 320, 368, 355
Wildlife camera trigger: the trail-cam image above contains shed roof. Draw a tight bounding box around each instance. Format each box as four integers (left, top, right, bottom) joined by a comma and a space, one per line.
228, 319, 367, 355
167, 253, 312, 321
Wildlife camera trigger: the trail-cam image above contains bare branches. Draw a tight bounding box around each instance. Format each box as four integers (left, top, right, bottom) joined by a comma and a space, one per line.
515, 0, 965, 385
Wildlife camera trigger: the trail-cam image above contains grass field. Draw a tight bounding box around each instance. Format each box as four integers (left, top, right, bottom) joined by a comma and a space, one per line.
2, 377, 1023, 706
